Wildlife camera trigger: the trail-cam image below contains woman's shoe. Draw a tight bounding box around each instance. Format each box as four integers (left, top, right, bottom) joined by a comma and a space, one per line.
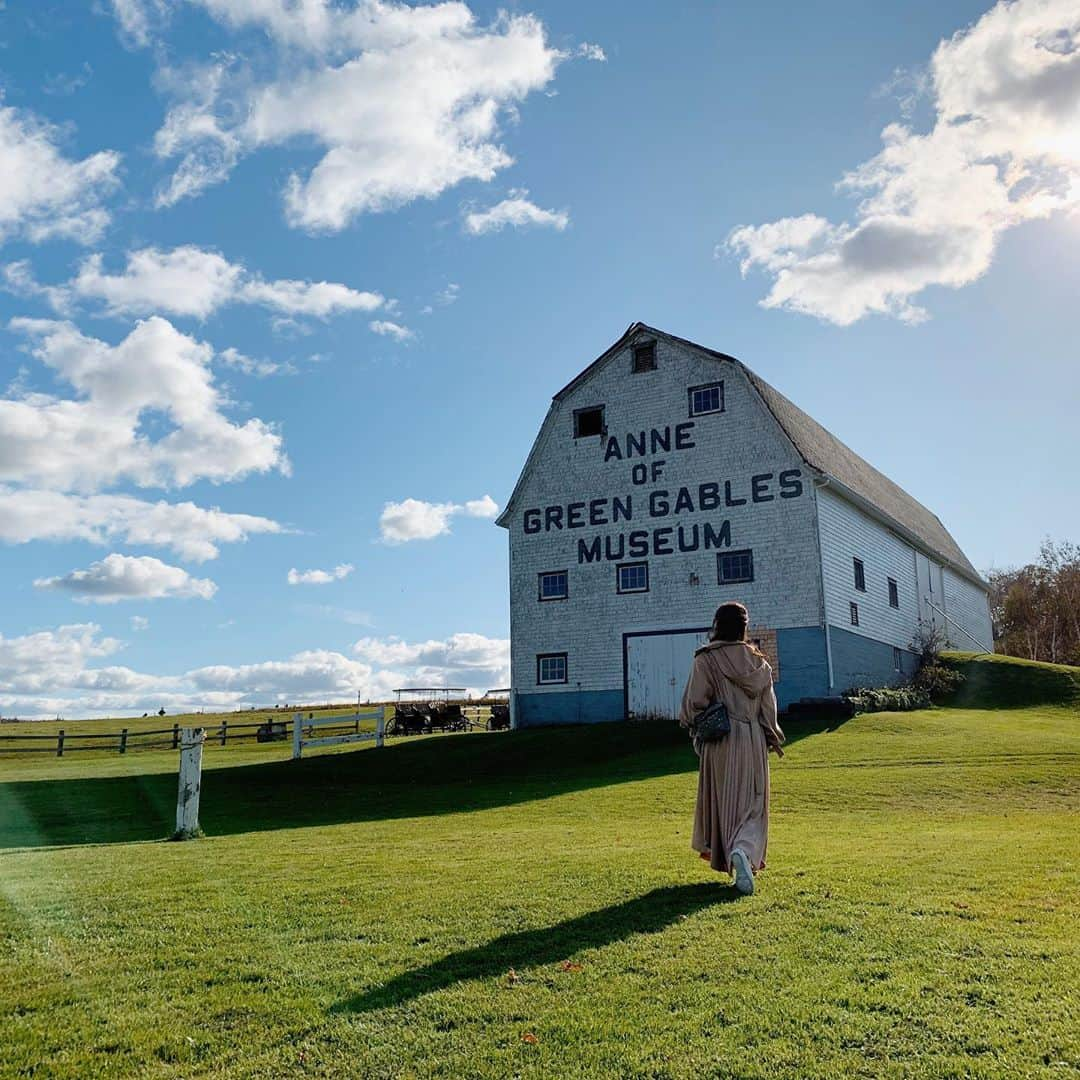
731, 849, 754, 895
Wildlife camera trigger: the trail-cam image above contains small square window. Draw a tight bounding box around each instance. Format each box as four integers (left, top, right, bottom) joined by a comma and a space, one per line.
888, 578, 899, 608
538, 570, 568, 601
616, 561, 649, 594
718, 549, 754, 584
632, 342, 656, 373
853, 557, 866, 592
893, 646, 902, 671
850, 602, 860, 627
688, 381, 725, 417
573, 405, 604, 438
537, 652, 568, 685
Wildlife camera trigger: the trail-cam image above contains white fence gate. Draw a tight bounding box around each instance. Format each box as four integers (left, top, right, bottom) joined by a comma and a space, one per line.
292, 708, 385, 759
625, 629, 710, 720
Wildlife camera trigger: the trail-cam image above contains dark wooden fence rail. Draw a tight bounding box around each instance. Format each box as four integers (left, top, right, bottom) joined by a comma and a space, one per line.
0, 716, 389, 757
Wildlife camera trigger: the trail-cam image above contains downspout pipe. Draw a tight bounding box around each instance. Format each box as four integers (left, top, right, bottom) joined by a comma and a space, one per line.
812, 472, 835, 691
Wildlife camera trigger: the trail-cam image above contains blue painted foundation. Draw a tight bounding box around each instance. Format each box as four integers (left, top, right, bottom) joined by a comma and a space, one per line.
514, 626, 917, 726
775, 626, 830, 709
828, 625, 918, 690
516, 689, 625, 727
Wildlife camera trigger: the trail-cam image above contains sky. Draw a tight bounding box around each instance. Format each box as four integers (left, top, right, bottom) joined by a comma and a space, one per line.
0, 0, 1078, 719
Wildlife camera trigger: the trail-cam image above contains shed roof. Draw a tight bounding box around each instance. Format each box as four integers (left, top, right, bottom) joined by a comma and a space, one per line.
501, 322, 985, 588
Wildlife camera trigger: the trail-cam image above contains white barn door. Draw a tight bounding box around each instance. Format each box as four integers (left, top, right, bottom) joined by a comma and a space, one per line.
626, 629, 710, 721
915, 552, 947, 640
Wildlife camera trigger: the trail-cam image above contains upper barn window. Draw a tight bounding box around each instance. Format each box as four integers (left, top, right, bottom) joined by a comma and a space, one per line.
853, 557, 866, 592
632, 341, 657, 373
689, 381, 724, 417
573, 405, 605, 438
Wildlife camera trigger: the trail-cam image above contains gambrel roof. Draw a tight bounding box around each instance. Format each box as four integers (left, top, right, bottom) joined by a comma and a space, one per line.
498, 322, 986, 589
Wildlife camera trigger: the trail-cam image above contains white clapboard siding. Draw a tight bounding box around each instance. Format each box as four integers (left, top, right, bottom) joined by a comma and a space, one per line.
818, 486, 922, 650
943, 568, 994, 651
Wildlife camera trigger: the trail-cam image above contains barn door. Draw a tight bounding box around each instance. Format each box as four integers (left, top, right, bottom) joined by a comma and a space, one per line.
625, 629, 709, 721
915, 552, 947, 639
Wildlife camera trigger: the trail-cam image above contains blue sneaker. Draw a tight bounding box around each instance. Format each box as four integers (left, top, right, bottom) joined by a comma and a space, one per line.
731, 849, 754, 895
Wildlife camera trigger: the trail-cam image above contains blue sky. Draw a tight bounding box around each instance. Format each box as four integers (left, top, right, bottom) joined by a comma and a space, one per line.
1, 0, 1077, 717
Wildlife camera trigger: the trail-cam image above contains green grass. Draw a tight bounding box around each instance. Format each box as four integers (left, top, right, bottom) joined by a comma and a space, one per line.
1, 655, 1078, 1078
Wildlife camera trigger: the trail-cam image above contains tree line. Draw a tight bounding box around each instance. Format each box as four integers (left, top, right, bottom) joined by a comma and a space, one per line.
989, 539, 1080, 667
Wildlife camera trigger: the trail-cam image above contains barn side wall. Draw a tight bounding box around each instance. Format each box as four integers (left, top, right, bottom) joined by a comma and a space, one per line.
817, 485, 989, 690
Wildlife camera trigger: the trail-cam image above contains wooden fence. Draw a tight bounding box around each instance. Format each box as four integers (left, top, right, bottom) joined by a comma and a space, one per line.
0, 718, 366, 757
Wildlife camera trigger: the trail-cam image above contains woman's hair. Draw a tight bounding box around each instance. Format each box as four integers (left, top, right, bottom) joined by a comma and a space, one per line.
710, 601, 766, 657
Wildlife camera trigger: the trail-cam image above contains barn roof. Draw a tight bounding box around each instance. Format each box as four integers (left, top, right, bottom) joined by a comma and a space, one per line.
499, 322, 985, 589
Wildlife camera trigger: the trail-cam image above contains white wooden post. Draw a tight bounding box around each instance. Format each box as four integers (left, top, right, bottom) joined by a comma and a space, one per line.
174, 727, 205, 839
292, 712, 303, 759
375, 707, 385, 748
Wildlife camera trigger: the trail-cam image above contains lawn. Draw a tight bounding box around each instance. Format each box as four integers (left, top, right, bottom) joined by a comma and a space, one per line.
1, 654, 1078, 1078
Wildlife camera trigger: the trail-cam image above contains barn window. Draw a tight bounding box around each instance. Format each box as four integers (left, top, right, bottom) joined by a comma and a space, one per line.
850, 602, 860, 626
538, 570, 568, 601
893, 646, 902, 671
688, 381, 725, 417
853, 557, 866, 592
573, 405, 605, 438
616, 561, 649, 594
718, 549, 754, 584
888, 577, 899, 608
632, 342, 657, 373
537, 653, 568, 685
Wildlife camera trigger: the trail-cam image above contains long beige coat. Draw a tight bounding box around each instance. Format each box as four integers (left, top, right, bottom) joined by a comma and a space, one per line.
679, 641, 784, 874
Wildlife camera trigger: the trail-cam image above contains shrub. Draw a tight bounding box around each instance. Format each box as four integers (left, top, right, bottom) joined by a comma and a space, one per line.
843, 686, 931, 714
913, 662, 966, 703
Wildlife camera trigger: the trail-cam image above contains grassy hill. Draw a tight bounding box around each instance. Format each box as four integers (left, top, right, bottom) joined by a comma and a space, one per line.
0, 654, 1077, 1078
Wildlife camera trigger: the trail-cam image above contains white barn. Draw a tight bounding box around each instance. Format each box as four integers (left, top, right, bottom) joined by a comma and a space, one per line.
496, 323, 992, 727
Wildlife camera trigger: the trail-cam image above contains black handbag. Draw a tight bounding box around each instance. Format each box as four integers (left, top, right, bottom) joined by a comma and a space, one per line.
691, 700, 731, 743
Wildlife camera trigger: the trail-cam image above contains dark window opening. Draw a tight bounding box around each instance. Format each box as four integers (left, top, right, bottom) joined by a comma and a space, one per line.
688, 381, 725, 417
853, 557, 866, 592
573, 405, 604, 438
850, 602, 860, 627
893, 646, 902, 671
632, 342, 656, 373
537, 652, 568, 685
616, 561, 649, 594
538, 570, 568, 601
888, 578, 899, 608
718, 549, 754, 584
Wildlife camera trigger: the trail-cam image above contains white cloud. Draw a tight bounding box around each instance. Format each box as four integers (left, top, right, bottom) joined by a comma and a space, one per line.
1, 260, 73, 314
379, 494, 499, 543
130, 615, 149, 631
35, 553, 217, 603
4, 316, 287, 491
0, 103, 119, 246
68, 245, 384, 320
0, 622, 508, 718
218, 347, 298, 378
379, 498, 459, 543
725, 0, 1080, 326
369, 319, 414, 341
287, 563, 354, 585
138, 3, 584, 232
73, 247, 243, 318
0, 488, 284, 562
353, 631, 509, 688
463, 190, 569, 235
464, 494, 499, 518
109, 0, 169, 48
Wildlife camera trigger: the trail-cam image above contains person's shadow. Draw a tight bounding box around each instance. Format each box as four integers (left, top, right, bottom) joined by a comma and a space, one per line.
333, 882, 739, 1014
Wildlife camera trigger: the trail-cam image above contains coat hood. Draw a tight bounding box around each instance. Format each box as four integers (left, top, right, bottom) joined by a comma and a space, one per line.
695, 640, 774, 695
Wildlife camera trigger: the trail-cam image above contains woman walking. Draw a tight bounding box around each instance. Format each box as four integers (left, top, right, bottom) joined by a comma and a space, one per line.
679, 602, 785, 895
